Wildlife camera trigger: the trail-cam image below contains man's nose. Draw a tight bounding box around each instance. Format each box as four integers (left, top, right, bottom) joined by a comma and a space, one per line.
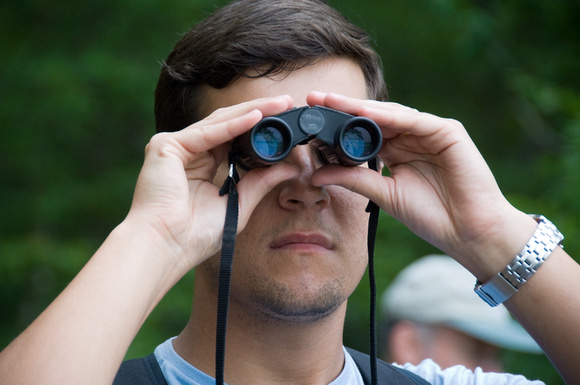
277, 146, 330, 211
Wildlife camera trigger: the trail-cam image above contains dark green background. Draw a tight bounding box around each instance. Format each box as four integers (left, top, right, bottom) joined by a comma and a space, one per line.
1, 1, 578, 383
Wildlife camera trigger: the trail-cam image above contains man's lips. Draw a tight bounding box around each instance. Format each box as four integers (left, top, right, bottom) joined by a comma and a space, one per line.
270, 233, 334, 251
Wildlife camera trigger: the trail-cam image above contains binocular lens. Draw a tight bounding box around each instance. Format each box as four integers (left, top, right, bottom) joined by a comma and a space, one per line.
342, 125, 375, 158
236, 107, 382, 170
253, 126, 286, 158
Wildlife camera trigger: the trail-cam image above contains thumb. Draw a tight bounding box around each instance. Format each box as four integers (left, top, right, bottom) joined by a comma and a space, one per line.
312, 164, 391, 209
235, 163, 300, 230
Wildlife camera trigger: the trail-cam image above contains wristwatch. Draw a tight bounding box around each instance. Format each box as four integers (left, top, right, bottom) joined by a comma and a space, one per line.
474, 215, 564, 307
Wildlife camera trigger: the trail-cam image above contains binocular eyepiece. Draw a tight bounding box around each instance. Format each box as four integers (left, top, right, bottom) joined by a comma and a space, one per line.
234, 106, 382, 170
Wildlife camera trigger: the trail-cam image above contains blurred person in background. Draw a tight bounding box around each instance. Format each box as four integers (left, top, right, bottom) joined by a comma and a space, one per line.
381, 255, 543, 372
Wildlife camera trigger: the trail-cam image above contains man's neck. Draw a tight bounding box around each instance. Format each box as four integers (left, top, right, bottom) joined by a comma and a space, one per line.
173, 278, 347, 385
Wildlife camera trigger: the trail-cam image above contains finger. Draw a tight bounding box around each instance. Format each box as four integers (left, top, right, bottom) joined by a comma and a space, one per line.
306, 91, 329, 107
307, 91, 408, 116
357, 105, 459, 139
307, 92, 425, 139
307, 91, 368, 114
170, 95, 295, 162
176, 108, 265, 154
194, 94, 294, 128
235, 162, 300, 230
310, 164, 391, 209
142, 109, 261, 173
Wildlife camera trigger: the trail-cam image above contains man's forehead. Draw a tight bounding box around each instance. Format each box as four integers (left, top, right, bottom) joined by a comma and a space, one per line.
201, 58, 367, 114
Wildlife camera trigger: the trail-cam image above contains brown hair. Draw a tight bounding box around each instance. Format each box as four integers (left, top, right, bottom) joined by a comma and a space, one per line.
154, 0, 388, 133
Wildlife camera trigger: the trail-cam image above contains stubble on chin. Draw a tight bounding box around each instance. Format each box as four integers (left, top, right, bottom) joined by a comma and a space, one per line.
196, 256, 349, 326
246, 272, 348, 324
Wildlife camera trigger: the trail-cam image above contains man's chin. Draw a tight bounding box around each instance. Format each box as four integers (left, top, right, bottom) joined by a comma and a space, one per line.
257, 302, 341, 324
248, 280, 346, 325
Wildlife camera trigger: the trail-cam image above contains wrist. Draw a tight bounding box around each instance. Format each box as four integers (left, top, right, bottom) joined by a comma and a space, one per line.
463, 209, 538, 282
474, 214, 564, 306
112, 216, 196, 285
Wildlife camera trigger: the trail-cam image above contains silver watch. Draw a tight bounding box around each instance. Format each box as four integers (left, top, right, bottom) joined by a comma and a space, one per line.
474, 215, 564, 307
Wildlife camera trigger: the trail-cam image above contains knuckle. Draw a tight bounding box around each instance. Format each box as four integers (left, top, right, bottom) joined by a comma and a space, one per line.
148, 132, 171, 147
208, 105, 230, 119
445, 118, 465, 131
145, 132, 173, 154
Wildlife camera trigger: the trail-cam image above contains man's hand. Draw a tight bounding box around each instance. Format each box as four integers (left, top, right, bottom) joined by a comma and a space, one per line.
307, 91, 535, 280
126, 95, 300, 275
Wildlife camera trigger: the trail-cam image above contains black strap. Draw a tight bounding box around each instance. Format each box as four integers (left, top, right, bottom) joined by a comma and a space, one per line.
215, 151, 241, 385
113, 353, 168, 385
365, 157, 381, 385
347, 348, 432, 385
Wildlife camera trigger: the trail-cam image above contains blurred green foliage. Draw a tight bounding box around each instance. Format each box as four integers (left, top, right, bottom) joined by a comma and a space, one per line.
1, 0, 578, 383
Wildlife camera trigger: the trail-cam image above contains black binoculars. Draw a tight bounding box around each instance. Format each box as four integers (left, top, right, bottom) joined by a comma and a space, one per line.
234, 106, 382, 170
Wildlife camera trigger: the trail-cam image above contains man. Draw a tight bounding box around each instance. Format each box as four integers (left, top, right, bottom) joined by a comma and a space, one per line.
381, 255, 543, 372
1, 1, 579, 384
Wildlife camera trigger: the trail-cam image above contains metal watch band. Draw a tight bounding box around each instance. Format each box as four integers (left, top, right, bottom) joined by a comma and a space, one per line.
474, 215, 564, 307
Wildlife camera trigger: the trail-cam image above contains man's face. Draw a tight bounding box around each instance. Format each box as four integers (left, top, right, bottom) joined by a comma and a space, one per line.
201, 58, 371, 323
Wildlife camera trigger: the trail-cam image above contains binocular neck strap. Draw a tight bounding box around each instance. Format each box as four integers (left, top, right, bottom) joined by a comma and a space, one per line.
366, 157, 380, 385
215, 151, 240, 385
215, 153, 380, 385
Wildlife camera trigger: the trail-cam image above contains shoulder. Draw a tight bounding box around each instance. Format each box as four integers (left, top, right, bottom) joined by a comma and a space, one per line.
113, 354, 168, 385
345, 347, 431, 385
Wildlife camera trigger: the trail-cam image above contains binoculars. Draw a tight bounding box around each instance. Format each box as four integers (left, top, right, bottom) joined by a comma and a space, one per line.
234, 106, 382, 170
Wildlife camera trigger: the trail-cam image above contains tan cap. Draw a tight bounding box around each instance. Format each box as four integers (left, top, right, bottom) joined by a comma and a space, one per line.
381, 254, 542, 353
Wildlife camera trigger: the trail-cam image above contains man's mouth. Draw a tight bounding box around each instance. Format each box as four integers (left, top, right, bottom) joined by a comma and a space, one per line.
270, 232, 334, 252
